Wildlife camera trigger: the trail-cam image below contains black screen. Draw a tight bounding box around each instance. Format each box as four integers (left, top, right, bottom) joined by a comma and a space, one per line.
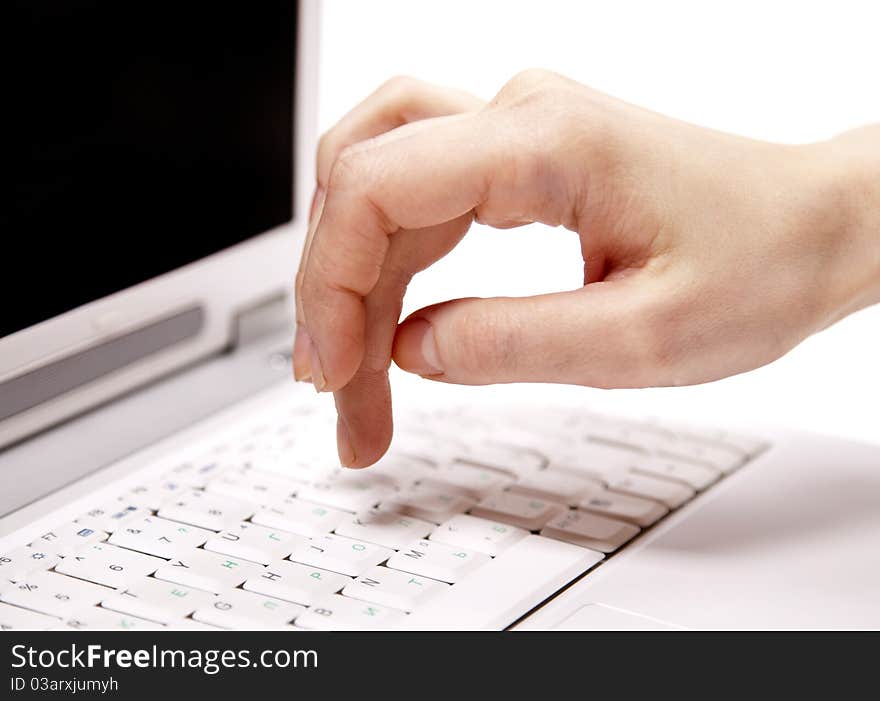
5, 1, 296, 339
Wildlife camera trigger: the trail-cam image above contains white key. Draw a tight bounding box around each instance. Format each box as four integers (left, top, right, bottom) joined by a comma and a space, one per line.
101, 577, 215, 624
253, 497, 347, 538
706, 430, 767, 458
0, 545, 60, 581
30, 523, 108, 557
260, 452, 338, 484
0, 571, 110, 618
205, 468, 299, 505
58, 606, 163, 630
541, 509, 639, 553
0, 602, 59, 630
606, 472, 695, 509
509, 469, 601, 505
395, 430, 470, 464
387, 539, 489, 584
578, 488, 668, 527
193, 589, 305, 630
243, 560, 351, 606
289, 534, 393, 577
403, 535, 604, 630
204, 522, 307, 565
463, 442, 546, 475
425, 461, 514, 499
658, 422, 766, 457
153, 549, 264, 594
335, 509, 433, 550
471, 491, 567, 531
382, 483, 475, 524
477, 427, 557, 458
628, 455, 720, 491
430, 514, 528, 557
295, 594, 402, 630
370, 454, 435, 483
76, 500, 148, 533
158, 489, 256, 531
342, 565, 449, 612
126, 479, 188, 510
55, 543, 163, 589
296, 473, 393, 513
653, 437, 744, 474
585, 422, 668, 451
168, 618, 224, 630
554, 440, 634, 482
108, 517, 213, 559
590, 420, 693, 451
163, 458, 227, 487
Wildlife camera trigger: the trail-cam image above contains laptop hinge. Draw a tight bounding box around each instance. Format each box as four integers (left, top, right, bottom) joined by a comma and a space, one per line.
230, 290, 292, 350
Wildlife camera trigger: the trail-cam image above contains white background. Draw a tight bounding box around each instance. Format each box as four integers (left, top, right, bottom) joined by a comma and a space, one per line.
318, 0, 879, 445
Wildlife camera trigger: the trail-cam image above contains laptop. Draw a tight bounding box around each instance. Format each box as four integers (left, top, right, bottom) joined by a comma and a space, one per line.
2, 0, 878, 631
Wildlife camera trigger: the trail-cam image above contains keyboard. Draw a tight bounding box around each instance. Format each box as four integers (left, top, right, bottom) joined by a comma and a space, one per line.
0, 386, 767, 630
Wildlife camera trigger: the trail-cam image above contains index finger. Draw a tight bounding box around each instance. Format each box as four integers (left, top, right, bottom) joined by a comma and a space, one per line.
316, 77, 484, 189
299, 109, 553, 392
293, 82, 483, 380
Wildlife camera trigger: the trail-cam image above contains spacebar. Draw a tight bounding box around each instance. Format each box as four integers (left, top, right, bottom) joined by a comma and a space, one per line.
401, 535, 604, 630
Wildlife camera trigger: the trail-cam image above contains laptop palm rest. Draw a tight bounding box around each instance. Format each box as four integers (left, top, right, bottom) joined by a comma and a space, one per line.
552, 603, 681, 630
518, 428, 880, 629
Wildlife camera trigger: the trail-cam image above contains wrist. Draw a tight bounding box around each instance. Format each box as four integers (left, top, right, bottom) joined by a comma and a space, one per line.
804, 127, 880, 325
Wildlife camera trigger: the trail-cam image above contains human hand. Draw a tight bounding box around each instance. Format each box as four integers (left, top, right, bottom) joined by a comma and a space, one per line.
294, 70, 880, 468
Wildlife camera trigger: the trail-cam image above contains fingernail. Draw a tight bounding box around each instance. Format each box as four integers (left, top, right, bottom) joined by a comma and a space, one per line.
336, 417, 356, 467
399, 318, 442, 375
309, 342, 326, 392
293, 325, 313, 381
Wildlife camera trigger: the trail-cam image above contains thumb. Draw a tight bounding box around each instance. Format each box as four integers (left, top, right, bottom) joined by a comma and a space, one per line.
392, 283, 656, 388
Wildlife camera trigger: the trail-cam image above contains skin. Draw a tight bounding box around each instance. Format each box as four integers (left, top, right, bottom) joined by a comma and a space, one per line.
294, 70, 880, 468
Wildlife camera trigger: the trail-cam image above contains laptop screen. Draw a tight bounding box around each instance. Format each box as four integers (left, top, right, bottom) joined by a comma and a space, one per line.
5, 1, 296, 340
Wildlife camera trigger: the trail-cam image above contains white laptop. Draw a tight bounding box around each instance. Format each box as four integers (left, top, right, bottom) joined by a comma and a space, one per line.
2, 0, 878, 631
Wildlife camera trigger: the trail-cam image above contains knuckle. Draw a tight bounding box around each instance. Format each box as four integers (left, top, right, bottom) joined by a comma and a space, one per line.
326, 145, 365, 193
319, 130, 369, 190
379, 74, 420, 98
498, 68, 560, 98
492, 69, 574, 112
377, 75, 430, 123
316, 129, 335, 162
492, 70, 619, 176
315, 131, 338, 185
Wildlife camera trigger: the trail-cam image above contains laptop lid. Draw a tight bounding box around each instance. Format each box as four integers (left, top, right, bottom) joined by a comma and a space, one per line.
2, 1, 318, 449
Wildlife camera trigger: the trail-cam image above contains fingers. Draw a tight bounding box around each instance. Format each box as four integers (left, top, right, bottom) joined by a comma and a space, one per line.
293, 185, 326, 381
316, 76, 484, 189
330, 284, 398, 468
299, 108, 573, 393
332, 213, 473, 467
393, 279, 662, 389
293, 79, 483, 380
